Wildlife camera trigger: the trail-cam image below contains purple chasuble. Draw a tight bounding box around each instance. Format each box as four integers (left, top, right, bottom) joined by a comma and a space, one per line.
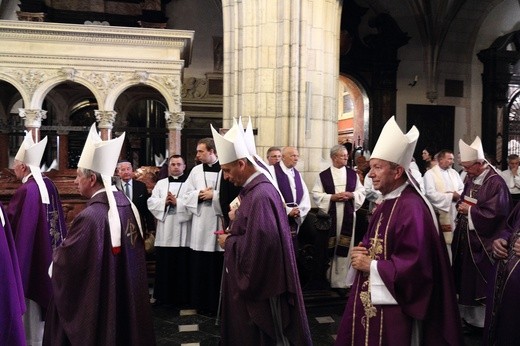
335, 185, 462, 346
319, 167, 357, 257
484, 201, 520, 344
452, 169, 511, 306
43, 191, 155, 346
0, 203, 26, 346
6, 176, 67, 315
221, 174, 312, 345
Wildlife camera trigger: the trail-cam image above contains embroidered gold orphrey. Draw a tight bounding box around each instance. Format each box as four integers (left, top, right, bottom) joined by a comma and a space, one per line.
355, 197, 399, 344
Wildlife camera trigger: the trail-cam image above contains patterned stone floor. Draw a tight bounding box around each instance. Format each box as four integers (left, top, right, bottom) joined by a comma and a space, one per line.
152, 291, 484, 345
152, 290, 345, 346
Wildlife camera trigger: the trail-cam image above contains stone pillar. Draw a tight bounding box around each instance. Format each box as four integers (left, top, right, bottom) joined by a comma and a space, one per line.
165, 111, 184, 156
95, 110, 117, 140
222, 0, 342, 181
18, 108, 47, 141
57, 130, 69, 170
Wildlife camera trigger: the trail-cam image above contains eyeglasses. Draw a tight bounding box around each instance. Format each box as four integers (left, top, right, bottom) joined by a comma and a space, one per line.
461, 162, 479, 170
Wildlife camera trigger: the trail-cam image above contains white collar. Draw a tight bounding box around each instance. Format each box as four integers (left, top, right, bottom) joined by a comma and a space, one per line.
22, 172, 33, 184
381, 181, 408, 201
91, 187, 107, 198
243, 171, 262, 187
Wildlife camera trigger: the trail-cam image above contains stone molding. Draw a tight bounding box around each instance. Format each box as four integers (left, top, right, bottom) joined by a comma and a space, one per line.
0, 20, 192, 114
0, 21, 193, 50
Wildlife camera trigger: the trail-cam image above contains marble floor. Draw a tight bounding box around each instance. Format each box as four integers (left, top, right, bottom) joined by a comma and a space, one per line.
152, 290, 483, 345
152, 290, 344, 346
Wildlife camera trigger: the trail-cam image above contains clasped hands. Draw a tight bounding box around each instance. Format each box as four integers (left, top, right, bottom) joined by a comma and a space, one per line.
351, 242, 371, 273
166, 192, 177, 206
332, 191, 353, 202
199, 187, 213, 201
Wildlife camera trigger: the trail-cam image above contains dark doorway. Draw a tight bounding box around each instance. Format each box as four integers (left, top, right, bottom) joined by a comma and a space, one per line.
407, 104, 455, 173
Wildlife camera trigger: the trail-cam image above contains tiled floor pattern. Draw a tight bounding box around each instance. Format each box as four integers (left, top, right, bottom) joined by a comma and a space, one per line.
153, 293, 344, 346
153, 293, 483, 346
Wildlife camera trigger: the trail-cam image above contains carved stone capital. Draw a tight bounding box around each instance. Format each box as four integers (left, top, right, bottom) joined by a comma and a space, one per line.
165, 111, 185, 130
18, 108, 47, 127
95, 110, 117, 129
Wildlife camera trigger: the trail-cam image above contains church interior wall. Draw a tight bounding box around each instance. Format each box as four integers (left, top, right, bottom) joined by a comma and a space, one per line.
1, 0, 520, 172
468, 0, 520, 151
166, 0, 223, 79
369, 0, 520, 164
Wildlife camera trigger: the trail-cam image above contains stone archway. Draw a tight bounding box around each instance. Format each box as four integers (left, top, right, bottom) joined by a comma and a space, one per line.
0, 20, 193, 159
338, 75, 370, 151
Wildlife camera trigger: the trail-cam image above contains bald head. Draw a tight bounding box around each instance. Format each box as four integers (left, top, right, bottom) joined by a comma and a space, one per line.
282, 146, 299, 168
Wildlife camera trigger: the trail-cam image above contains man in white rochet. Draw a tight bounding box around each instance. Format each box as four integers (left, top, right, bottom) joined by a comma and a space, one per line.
423, 149, 464, 262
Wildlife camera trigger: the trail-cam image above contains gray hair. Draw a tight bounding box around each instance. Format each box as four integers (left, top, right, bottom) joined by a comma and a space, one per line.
78, 167, 103, 184
330, 144, 347, 158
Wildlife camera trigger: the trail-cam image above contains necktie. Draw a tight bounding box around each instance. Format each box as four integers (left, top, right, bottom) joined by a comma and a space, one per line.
125, 182, 131, 199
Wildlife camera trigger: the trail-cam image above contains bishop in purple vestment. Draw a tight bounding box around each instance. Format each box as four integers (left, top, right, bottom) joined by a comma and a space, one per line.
453, 137, 511, 329
212, 124, 312, 345
0, 203, 26, 346
43, 168, 155, 346
484, 201, 520, 345
7, 176, 67, 312
43, 124, 154, 345
336, 117, 462, 345
7, 149, 67, 345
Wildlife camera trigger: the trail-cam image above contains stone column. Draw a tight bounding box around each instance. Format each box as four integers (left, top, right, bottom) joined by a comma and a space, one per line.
57, 130, 69, 170
18, 108, 47, 141
95, 110, 117, 140
165, 111, 184, 156
222, 0, 342, 181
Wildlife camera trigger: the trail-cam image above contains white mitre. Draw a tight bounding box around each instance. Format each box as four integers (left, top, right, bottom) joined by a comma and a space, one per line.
370, 116, 419, 170
240, 116, 258, 156
459, 136, 485, 162
211, 121, 251, 165
14, 132, 50, 204
241, 116, 273, 165
77, 123, 127, 250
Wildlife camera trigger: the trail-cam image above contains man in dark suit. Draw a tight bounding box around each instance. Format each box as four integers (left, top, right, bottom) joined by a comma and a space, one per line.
117, 161, 155, 235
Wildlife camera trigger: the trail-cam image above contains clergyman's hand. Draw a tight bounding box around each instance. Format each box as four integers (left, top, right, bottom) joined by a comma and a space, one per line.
493, 238, 509, 259
351, 242, 371, 273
